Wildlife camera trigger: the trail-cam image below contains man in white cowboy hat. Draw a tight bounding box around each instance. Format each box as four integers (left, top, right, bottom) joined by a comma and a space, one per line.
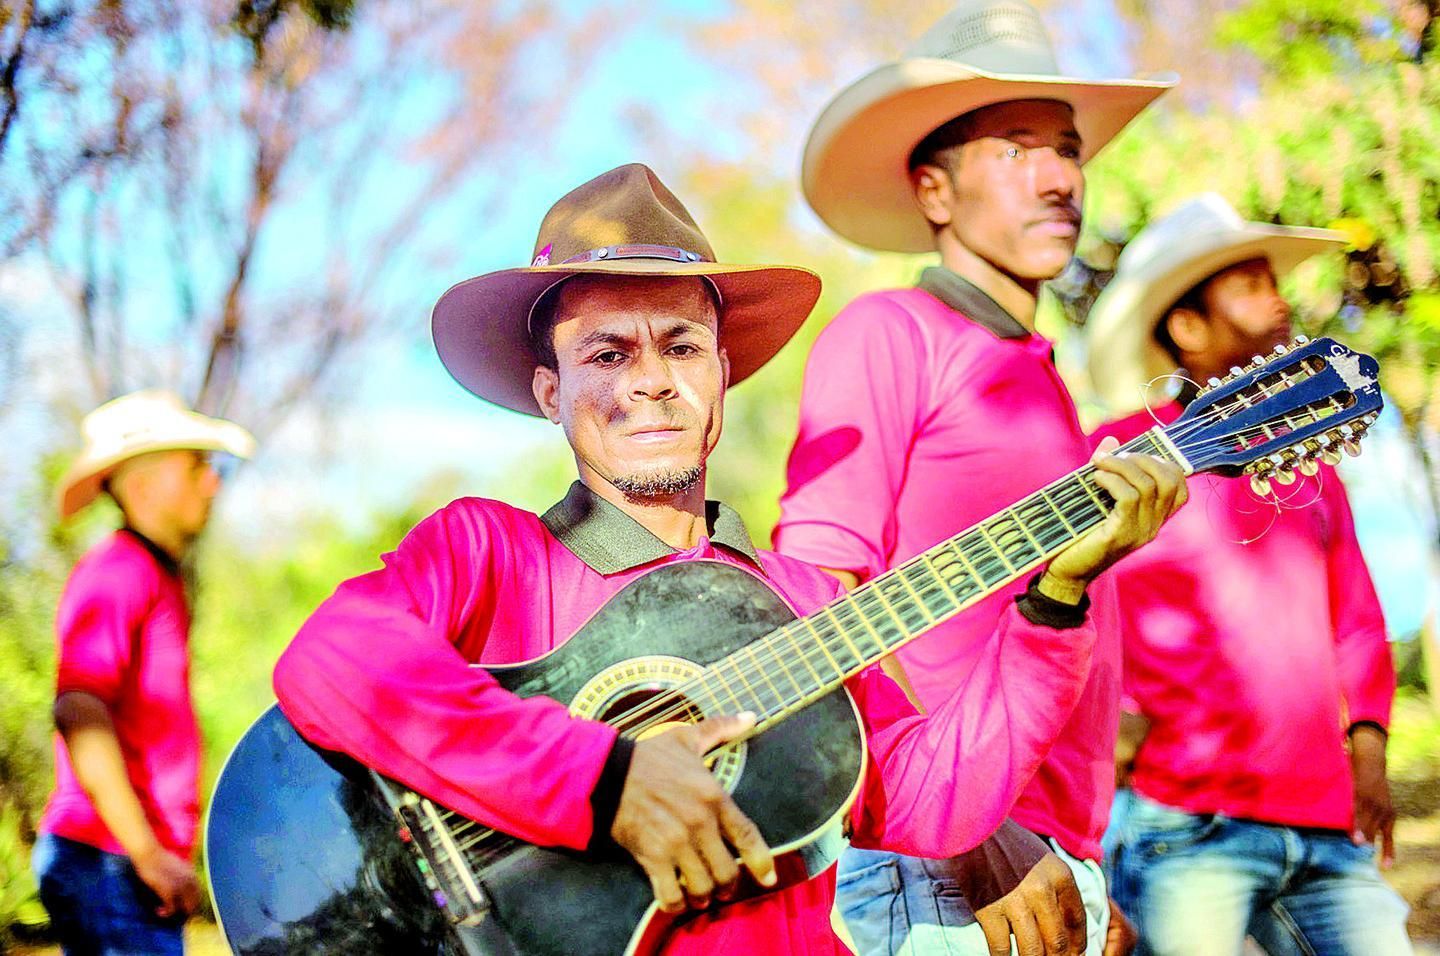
33, 390, 253, 954
775, 1, 1175, 953
1088, 194, 1411, 956
271, 163, 1184, 954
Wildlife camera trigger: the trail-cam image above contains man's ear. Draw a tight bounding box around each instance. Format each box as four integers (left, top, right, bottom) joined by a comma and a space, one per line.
1164, 306, 1210, 359
718, 345, 731, 389
532, 365, 562, 424
910, 163, 955, 228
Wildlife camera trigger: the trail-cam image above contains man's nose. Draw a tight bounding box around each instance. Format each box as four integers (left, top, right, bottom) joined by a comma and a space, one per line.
629, 348, 678, 401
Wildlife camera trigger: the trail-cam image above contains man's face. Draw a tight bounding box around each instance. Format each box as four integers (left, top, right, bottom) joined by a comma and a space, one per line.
1193, 257, 1293, 369
531, 275, 728, 500
114, 449, 222, 539
923, 99, 1085, 281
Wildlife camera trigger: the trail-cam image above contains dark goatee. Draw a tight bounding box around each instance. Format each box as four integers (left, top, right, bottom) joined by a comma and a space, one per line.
613, 465, 703, 501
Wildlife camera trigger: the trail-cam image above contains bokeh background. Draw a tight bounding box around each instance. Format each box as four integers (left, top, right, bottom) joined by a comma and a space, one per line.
2, 0, 1438, 949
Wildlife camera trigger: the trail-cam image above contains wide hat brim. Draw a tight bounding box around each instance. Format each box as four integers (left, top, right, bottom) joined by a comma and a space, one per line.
57, 414, 255, 520
1086, 226, 1345, 414
803, 60, 1176, 253
432, 258, 822, 416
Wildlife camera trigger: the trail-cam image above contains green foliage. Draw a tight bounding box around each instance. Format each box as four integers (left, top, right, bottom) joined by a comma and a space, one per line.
1216, 0, 1405, 80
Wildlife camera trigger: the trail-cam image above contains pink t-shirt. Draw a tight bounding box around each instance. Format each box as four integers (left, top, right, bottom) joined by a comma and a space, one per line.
273, 489, 1097, 955
774, 285, 1122, 861
40, 530, 201, 858
1093, 404, 1393, 829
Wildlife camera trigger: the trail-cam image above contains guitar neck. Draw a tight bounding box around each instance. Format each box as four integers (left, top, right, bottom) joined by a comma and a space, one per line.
664, 428, 1184, 734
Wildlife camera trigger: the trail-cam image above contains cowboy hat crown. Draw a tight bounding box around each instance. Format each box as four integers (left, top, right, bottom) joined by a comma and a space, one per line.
1085, 193, 1347, 413
803, 0, 1177, 253
431, 164, 821, 416
56, 389, 255, 519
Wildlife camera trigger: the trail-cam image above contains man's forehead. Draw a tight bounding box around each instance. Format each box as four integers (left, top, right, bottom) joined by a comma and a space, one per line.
1211, 256, 1276, 283
966, 99, 1078, 137
553, 275, 720, 338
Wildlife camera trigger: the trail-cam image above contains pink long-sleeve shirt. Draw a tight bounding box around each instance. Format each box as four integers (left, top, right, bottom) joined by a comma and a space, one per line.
41, 530, 202, 859
1093, 404, 1394, 829
774, 277, 1122, 861
273, 483, 1097, 955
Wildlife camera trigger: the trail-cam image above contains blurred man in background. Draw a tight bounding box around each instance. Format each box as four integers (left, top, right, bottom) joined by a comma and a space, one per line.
777, 1, 1174, 952
33, 390, 253, 955
1086, 193, 1412, 956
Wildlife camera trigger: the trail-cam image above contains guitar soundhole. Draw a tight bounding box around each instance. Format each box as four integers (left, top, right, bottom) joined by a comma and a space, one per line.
569, 655, 748, 791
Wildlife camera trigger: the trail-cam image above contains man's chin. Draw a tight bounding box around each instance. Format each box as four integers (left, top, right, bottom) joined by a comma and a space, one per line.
611, 464, 704, 500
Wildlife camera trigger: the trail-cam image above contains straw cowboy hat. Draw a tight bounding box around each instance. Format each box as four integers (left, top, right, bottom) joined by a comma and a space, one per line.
1086, 193, 1347, 413
57, 390, 256, 519
432, 163, 822, 416
803, 0, 1176, 253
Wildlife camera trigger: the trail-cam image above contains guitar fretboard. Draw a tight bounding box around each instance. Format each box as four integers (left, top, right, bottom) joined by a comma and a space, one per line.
639, 429, 1174, 733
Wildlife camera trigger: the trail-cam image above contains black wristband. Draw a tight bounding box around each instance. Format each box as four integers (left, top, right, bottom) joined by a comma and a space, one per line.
1015, 573, 1089, 629
1347, 720, 1387, 739
587, 735, 635, 853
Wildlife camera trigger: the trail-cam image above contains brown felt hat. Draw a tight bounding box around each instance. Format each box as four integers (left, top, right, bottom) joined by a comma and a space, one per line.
431, 164, 822, 416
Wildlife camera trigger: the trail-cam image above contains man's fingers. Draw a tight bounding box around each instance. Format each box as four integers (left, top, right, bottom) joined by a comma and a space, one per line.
1128, 454, 1186, 522
1380, 814, 1397, 869
644, 860, 686, 914
687, 712, 757, 755
1009, 904, 1046, 956
674, 846, 715, 909
976, 909, 1013, 956
1028, 887, 1078, 955
719, 794, 775, 887
695, 824, 742, 899
1091, 436, 1121, 459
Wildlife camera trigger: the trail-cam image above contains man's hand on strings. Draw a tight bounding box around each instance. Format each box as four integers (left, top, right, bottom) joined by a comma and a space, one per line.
611, 713, 775, 913
1041, 437, 1187, 604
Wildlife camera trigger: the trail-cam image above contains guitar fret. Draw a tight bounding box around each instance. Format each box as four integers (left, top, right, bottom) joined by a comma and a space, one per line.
703, 659, 748, 713
898, 561, 948, 620
780, 623, 827, 687
984, 511, 1043, 569
1013, 494, 1071, 552
920, 551, 964, 606
879, 568, 937, 631
799, 615, 849, 681
823, 600, 878, 669
928, 549, 982, 603
743, 642, 788, 713
1038, 487, 1078, 535
726, 655, 780, 715
1076, 474, 1111, 514
756, 636, 808, 707
957, 533, 1008, 586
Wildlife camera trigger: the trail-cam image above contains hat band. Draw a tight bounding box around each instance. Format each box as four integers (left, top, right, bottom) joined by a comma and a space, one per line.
561, 244, 709, 265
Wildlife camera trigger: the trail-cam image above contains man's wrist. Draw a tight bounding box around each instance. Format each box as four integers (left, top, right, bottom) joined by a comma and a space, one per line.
1017, 573, 1090, 629
1035, 570, 1089, 607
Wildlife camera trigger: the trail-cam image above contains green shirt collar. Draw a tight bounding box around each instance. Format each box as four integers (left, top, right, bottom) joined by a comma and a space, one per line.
540, 481, 761, 574
917, 267, 1030, 340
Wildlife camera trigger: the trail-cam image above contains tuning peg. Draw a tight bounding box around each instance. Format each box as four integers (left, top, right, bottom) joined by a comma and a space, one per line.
1229, 366, 1245, 378
1321, 447, 1343, 466
1273, 343, 1289, 355
1294, 335, 1310, 345
1250, 473, 1273, 496
1275, 467, 1297, 485
1298, 458, 1319, 476
1206, 376, 1223, 390
1250, 354, 1266, 367
1343, 440, 1362, 458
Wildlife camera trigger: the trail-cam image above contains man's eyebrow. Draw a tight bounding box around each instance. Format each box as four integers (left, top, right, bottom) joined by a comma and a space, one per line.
574, 329, 636, 351
1001, 127, 1083, 144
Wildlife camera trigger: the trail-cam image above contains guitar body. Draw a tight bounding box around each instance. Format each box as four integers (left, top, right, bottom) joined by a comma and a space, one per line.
207, 562, 864, 956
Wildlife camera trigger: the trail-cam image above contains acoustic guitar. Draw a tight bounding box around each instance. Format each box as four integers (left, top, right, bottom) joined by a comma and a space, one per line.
206, 337, 1382, 955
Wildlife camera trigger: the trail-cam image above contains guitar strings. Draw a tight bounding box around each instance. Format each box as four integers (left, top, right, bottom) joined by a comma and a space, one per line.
579, 390, 1353, 749
439, 366, 1353, 843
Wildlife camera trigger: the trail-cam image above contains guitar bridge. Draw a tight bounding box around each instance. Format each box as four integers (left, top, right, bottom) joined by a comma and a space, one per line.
374, 775, 493, 927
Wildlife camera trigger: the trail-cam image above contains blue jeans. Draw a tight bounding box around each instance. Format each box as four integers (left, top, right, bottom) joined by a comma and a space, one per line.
836, 842, 1109, 955
32, 832, 185, 956
1112, 793, 1412, 956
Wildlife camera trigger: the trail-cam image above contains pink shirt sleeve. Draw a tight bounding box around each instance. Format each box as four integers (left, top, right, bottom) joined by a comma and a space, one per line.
1323, 477, 1395, 729
272, 504, 619, 851
55, 551, 153, 704
775, 296, 929, 580
848, 602, 1097, 857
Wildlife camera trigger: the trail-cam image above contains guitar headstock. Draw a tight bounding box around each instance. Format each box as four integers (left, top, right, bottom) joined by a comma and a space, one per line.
1165, 337, 1383, 495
